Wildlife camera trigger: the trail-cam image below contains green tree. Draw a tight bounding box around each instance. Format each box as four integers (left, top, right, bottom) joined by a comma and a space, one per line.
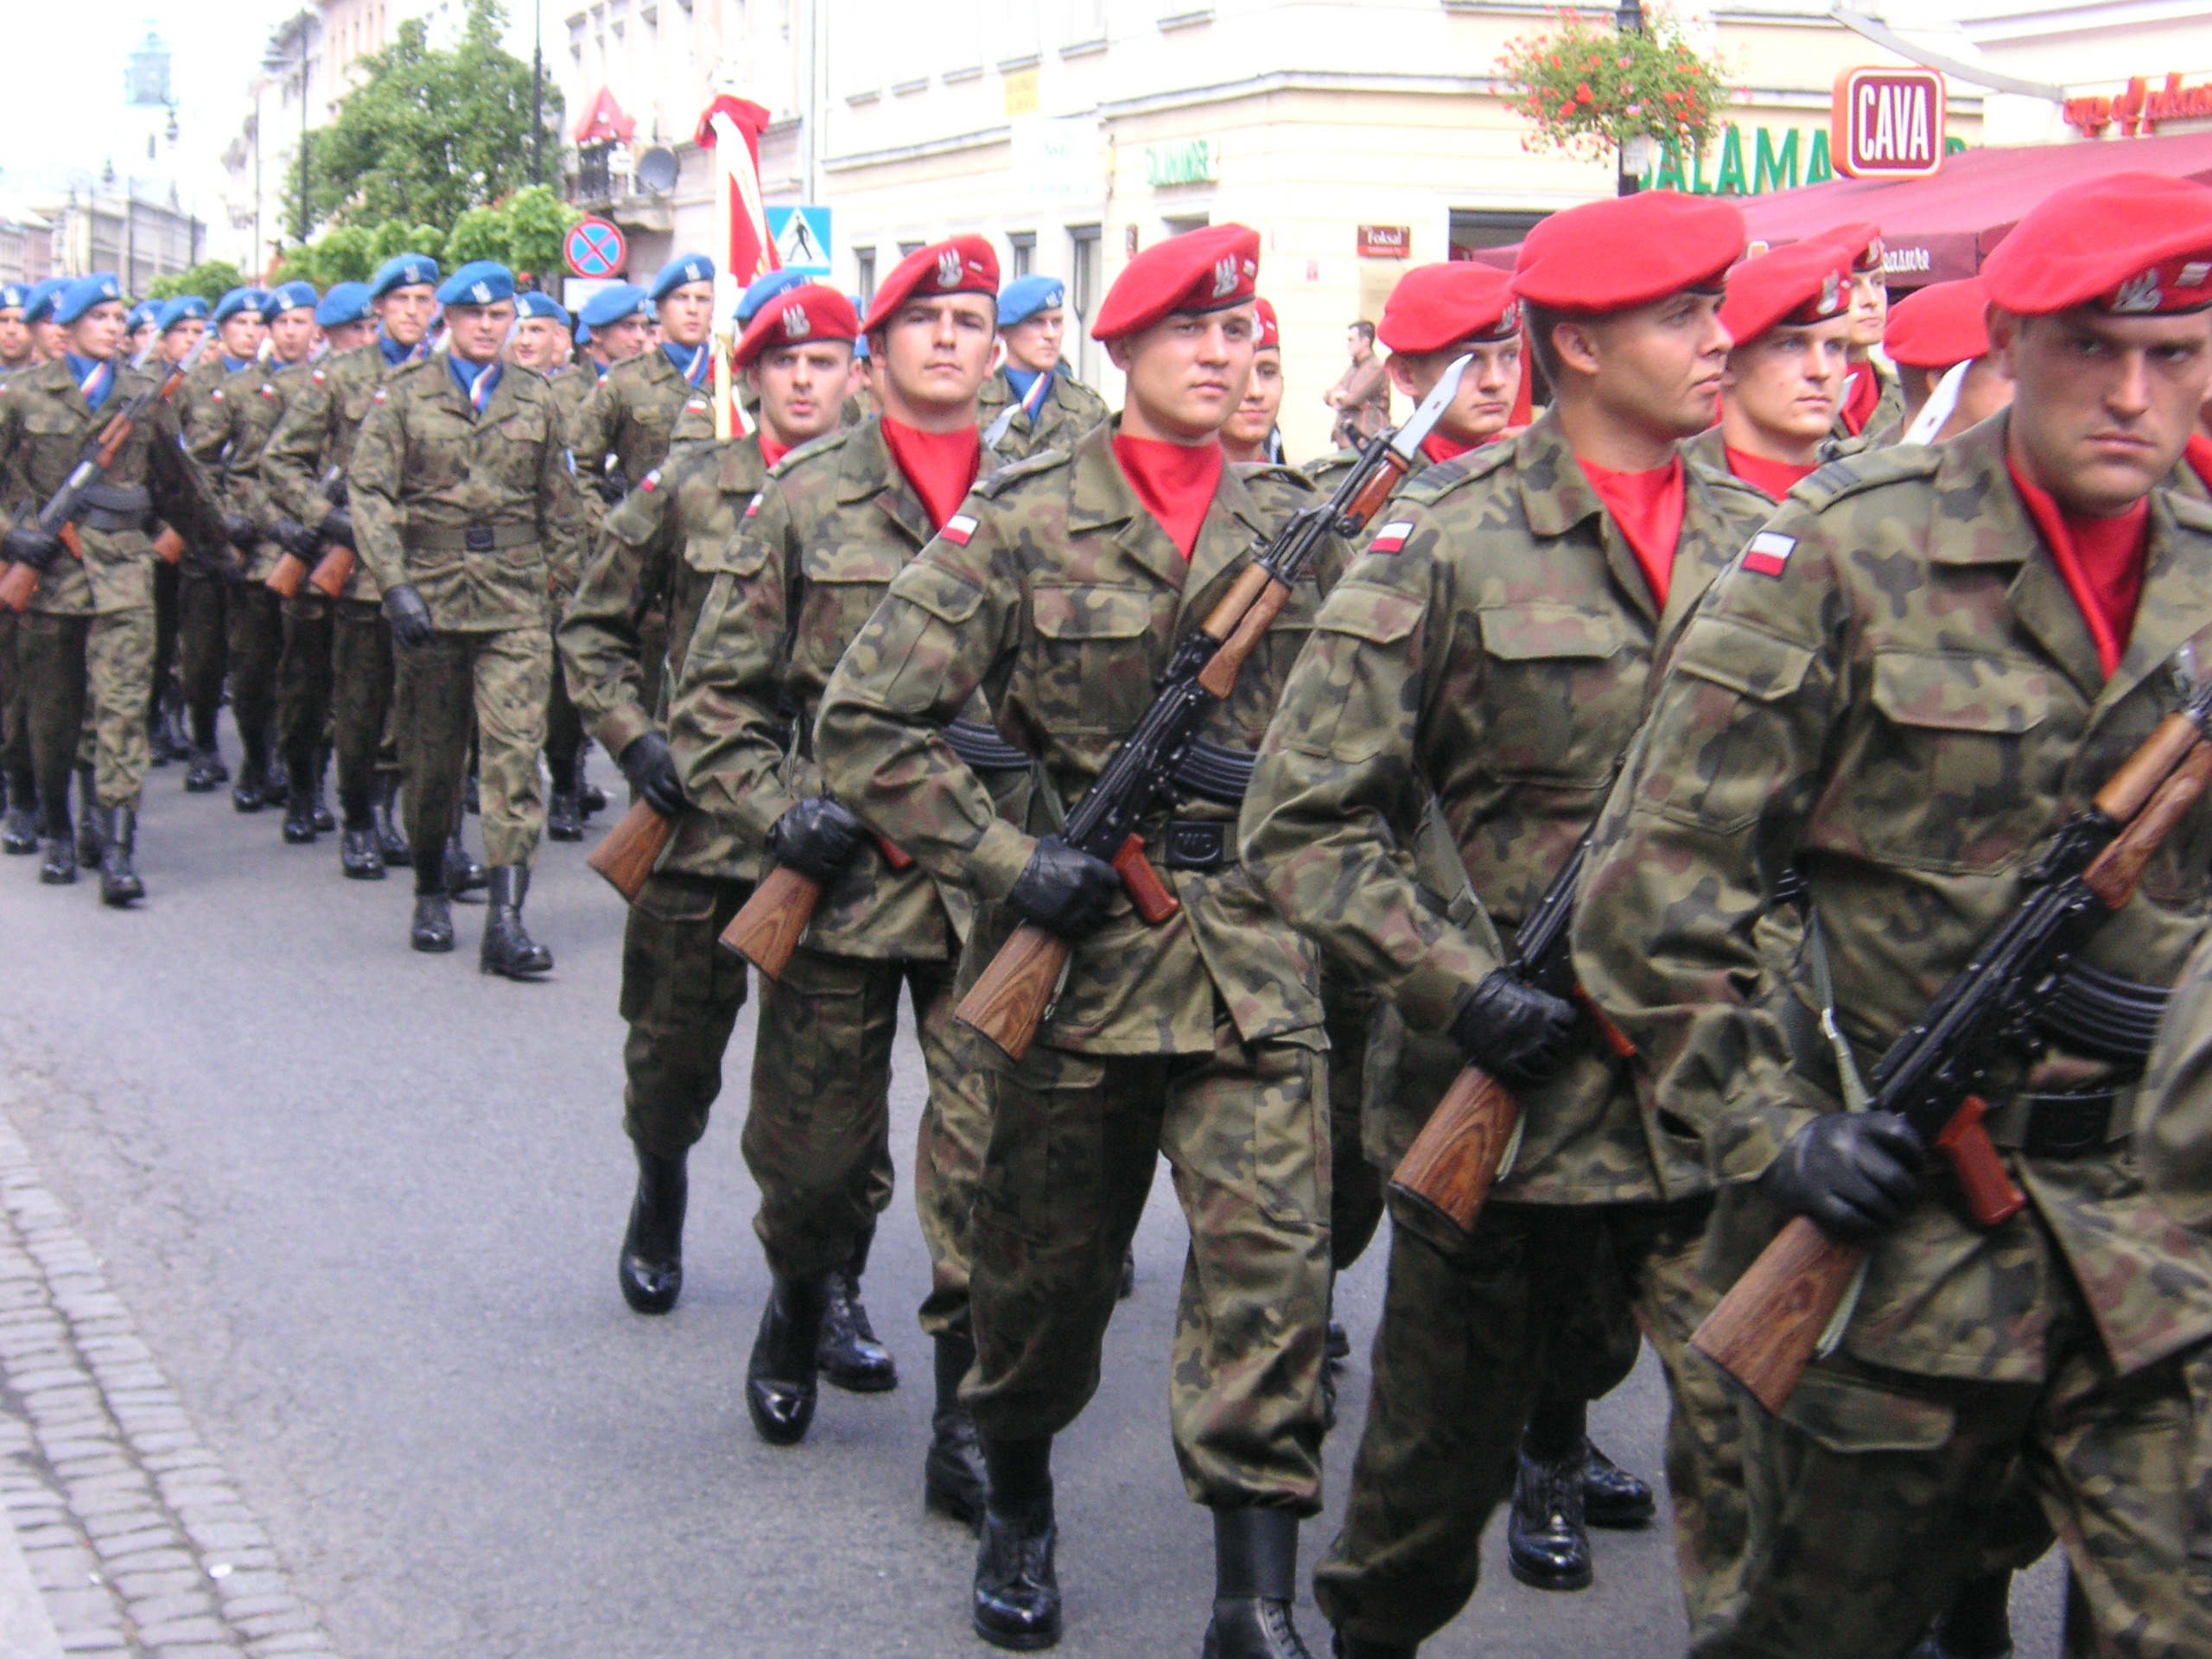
147, 261, 248, 305
443, 187, 581, 281
295, 0, 563, 232
275, 221, 444, 290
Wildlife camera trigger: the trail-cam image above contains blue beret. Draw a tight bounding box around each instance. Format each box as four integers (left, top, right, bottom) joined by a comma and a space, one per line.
736, 269, 807, 322
649, 255, 715, 303
571, 321, 590, 346
436, 261, 516, 308
54, 273, 124, 327
126, 301, 161, 331
261, 281, 318, 321
156, 295, 209, 333
577, 282, 649, 329
23, 277, 68, 325
996, 274, 1065, 328
315, 282, 372, 328
0, 283, 26, 314
367, 253, 441, 301
212, 287, 264, 326
515, 292, 572, 328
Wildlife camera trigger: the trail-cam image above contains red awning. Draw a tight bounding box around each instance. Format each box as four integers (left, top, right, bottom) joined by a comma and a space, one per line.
572, 86, 636, 146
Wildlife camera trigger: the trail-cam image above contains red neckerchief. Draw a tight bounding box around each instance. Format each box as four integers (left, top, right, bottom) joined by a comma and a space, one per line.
1726, 444, 1818, 502
880, 416, 982, 533
2006, 454, 2149, 679
1421, 429, 1475, 466
1580, 453, 1686, 608
1114, 432, 1224, 561
1838, 363, 1881, 435
757, 429, 791, 471
2186, 429, 2212, 496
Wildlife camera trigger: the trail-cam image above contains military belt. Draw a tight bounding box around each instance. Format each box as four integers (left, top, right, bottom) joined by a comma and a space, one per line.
72, 482, 152, 534
1985, 1090, 2124, 1159
942, 718, 1033, 773
1159, 819, 1229, 871
405, 524, 538, 554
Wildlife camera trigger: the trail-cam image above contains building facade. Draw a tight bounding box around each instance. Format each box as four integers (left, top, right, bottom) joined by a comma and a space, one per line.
1955, 0, 2212, 147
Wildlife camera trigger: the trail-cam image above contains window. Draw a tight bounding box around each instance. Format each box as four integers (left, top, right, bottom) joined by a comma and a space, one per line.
1161, 213, 1209, 238
1067, 224, 1101, 380
1448, 208, 1547, 261
855, 247, 876, 305
899, 240, 925, 258
1007, 232, 1034, 276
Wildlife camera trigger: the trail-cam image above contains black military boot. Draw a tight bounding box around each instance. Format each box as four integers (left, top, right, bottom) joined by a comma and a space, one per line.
1580, 1440, 1656, 1529
281, 753, 318, 843
98, 805, 143, 906
464, 766, 480, 815
73, 766, 105, 866
232, 734, 269, 812
973, 1436, 1059, 1650
1330, 1636, 1417, 1659
617, 1145, 687, 1314
2, 775, 36, 855
818, 1224, 897, 1392
1913, 1570, 2015, 1659
1325, 1321, 1351, 1363
38, 797, 75, 885
155, 687, 191, 764
410, 845, 454, 953
261, 743, 288, 811
1507, 1432, 1593, 1591
480, 866, 553, 978
546, 787, 582, 842
746, 1273, 830, 1445
925, 1331, 988, 1531
309, 746, 335, 831
1202, 1510, 1314, 1659
445, 830, 487, 899
183, 710, 226, 791
372, 775, 410, 862
337, 788, 382, 880
577, 748, 606, 818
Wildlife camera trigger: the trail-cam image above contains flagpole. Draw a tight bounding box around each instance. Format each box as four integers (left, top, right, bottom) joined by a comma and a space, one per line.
711, 112, 735, 443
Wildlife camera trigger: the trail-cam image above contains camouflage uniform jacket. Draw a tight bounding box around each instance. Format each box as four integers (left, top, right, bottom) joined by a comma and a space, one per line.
563, 430, 768, 882
548, 361, 603, 435
262, 340, 416, 604
0, 357, 226, 617
814, 418, 1334, 1055
569, 347, 698, 541
346, 355, 586, 633
1830, 356, 1904, 448
670, 415, 988, 959
183, 357, 308, 582
1573, 410, 2212, 1382
975, 366, 1111, 463
1241, 410, 1776, 1203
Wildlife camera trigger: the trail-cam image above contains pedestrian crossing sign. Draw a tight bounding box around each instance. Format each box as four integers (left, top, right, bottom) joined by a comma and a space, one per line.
766, 207, 833, 276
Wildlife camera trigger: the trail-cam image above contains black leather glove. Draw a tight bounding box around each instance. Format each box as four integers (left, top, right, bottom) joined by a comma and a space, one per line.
324, 476, 348, 509
223, 513, 259, 551
1004, 835, 1122, 938
1760, 1113, 1924, 1241
275, 518, 313, 558
316, 507, 354, 551
1449, 969, 1580, 1089
619, 732, 689, 819
766, 796, 866, 881
594, 467, 628, 507
382, 583, 433, 648
2, 524, 63, 573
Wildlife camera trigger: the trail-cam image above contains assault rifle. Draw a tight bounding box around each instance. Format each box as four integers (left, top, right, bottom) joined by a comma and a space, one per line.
1694, 675, 2212, 1414
305, 470, 357, 599
0, 328, 213, 613
1389, 829, 1638, 1243
952, 354, 1473, 1063
267, 468, 346, 599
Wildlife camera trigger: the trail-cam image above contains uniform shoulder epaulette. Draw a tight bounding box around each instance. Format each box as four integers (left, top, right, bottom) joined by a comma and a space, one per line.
1684, 448, 1775, 511
1398, 439, 1515, 505
769, 425, 850, 479
389, 355, 443, 388
974, 446, 1070, 499
2166, 487, 2212, 537
1795, 444, 1942, 512
1236, 461, 1312, 491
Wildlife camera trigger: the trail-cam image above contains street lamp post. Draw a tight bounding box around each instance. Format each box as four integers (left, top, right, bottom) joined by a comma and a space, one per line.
531, 0, 544, 185
1617, 0, 1643, 197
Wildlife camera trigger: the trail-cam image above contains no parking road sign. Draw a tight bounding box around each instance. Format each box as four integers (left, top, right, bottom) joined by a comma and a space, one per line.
565, 216, 628, 279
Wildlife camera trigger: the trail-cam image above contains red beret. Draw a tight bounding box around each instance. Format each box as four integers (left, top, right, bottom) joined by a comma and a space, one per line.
1255, 296, 1280, 352
1982, 172, 2212, 317
1091, 223, 1261, 341
1719, 241, 1853, 346
861, 236, 1000, 335
1378, 262, 1520, 354
1820, 222, 1886, 275
1883, 277, 1991, 369
1511, 193, 1745, 315
734, 283, 858, 370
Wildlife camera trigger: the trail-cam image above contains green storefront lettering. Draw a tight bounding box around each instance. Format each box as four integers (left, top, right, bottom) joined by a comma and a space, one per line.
1643, 122, 1965, 194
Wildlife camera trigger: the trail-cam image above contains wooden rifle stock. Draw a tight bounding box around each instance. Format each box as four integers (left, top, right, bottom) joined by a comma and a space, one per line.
586, 799, 673, 901
307, 544, 357, 599
0, 524, 88, 613
957, 923, 1073, 1062
1691, 1216, 1867, 1416
152, 526, 188, 566
720, 832, 916, 980
266, 551, 309, 598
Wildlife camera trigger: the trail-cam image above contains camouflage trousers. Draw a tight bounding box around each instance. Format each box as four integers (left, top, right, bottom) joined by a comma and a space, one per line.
279, 594, 396, 809
743, 949, 975, 1325
0, 610, 30, 806
177, 566, 229, 741
222, 582, 284, 768
620, 872, 753, 1155
17, 608, 155, 814
1322, 968, 1384, 1272
545, 652, 584, 792
1313, 1194, 1744, 1649
393, 626, 548, 868
1697, 1296, 2212, 1659
964, 1020, 1332, 1513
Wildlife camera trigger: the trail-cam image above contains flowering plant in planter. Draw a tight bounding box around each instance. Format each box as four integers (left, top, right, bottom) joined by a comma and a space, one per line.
1497, 8, 1732, 174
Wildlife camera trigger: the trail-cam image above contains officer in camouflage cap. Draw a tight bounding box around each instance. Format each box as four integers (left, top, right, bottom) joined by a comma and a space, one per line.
348, 261, 586, 976
976, 274, 1109, 462
1574, 170, 2212, 1659
818, 223, 1340, 1657
1242, 190, 1777, 1656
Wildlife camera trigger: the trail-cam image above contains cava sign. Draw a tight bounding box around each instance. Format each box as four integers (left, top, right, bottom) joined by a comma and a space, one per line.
1832, 67, 1946, 181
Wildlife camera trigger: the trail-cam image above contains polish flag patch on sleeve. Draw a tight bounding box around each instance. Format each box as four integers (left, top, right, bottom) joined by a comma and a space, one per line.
1368, 520, 1415, 555
941, 513, 978, 547
744, 493, 765, 518
640, 468, 661, 493
1743, 531, 1796, 577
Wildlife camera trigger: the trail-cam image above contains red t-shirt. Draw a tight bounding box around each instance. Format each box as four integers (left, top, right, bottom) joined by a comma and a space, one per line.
1580, 454, 1686, 607
1421, 430, 1476, 467
757, 429, 791, 471
1115, 433, 1224, 560
1838, 365, 1882, 435
2006, 455, 2149, 678
1726, 445, 1818, 502
880, 417, 982, 533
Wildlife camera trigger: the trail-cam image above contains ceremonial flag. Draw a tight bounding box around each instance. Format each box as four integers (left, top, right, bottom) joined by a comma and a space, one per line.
695, 93, 779, 439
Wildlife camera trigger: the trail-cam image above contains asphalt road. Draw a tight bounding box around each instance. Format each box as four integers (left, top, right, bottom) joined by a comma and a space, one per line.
0, 728, 2067, 1659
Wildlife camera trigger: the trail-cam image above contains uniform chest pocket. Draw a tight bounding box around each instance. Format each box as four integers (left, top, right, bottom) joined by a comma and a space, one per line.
1839, 649, 2066, 875
1474, 603, 1644, 785
796, 540, 907, 680
340, 390, 375, 428
686, 530, 766, 579
1029, 582, 1161, 734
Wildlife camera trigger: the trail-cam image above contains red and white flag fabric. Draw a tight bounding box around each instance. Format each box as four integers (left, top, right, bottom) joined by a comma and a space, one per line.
694, 96, 780, 289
